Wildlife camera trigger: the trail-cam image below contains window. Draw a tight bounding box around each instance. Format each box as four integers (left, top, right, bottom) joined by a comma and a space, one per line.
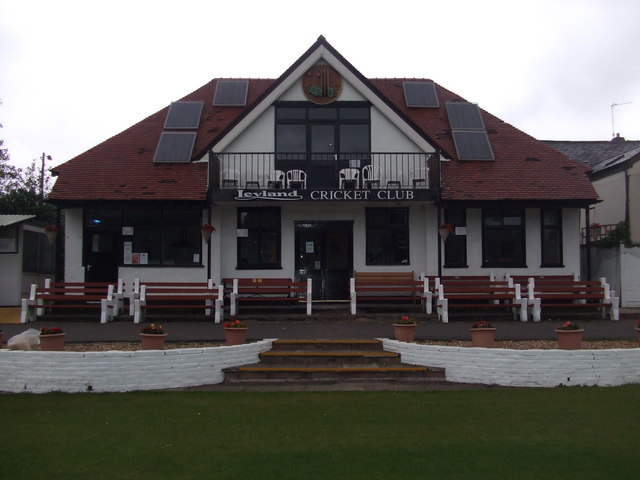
86, 206, 202, 266
275, 102, 370, 162
444, 208, 467, 267
541, 208, 563, 267
482, 208, 526, 267
366, 208, 409, 265
237, 207, 281, 269
22, 230, 55, 274
0, 224, 18, 253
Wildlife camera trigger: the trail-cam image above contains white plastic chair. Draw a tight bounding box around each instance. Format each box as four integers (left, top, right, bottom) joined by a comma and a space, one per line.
339, 168, 360, 189
286, 170, 307, 189
361, 165, 380, 189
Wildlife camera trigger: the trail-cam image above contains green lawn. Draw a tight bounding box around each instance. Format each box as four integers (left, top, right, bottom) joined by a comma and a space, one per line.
1, 386, 638, 479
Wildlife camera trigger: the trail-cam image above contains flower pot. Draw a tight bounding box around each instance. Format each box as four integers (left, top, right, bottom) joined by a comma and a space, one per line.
39, 333, 66, 351
140, 333, 167, 350
225, 327, 248, 346
393, 323, 416, 342
556, 329, 584, 350
470, 328, 496, 348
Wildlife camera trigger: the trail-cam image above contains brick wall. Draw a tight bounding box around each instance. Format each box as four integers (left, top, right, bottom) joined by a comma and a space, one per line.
381, 340, 640, 387
0, 340, 274, 393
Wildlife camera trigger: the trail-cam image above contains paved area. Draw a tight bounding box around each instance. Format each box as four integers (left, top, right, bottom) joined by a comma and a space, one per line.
2, 309, 638, 343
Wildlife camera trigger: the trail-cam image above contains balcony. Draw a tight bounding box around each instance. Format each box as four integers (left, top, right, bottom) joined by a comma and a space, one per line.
212, 152, 438, 192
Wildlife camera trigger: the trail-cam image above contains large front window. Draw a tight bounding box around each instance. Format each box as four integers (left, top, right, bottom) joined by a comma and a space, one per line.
86, 206, 202, 266
237, 207, 281, 269
482, 208, 526, 267
276, 103, 370, 187
366, 208, 409, 265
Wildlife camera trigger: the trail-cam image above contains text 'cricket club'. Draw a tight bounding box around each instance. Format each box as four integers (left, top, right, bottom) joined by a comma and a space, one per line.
234, 189, 417, 201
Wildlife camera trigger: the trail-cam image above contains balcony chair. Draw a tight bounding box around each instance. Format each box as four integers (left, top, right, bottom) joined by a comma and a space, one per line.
266, 169, 285, 189
286, 169, 307, 189
361, 165, 380, 189
386, 170, 403, 189
339, 168, 360, 190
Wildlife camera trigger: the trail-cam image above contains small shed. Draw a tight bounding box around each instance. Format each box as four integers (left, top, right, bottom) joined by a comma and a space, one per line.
0, 215, 56, 306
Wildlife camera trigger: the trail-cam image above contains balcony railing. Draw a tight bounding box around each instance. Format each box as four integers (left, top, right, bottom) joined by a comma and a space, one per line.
213, 152, 437, 190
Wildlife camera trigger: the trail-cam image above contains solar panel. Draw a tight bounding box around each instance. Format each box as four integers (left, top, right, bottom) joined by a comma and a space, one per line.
213, 80, 249, 106
164, 101, 204, 129
446, 102, 485, 130
153, 132, 197, 163
452, 131, 494, 161
403, 82, 439, 107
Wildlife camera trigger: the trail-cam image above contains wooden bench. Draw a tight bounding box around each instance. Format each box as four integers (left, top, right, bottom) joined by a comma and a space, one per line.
350, 271, 428, 315
128, 280, 215, 316
506, 273, 578, 288
436, 280, 527, 323
229, 278, 312, 316
21, 279, 119, 324
526, 277, 619, 321
133, 281, 223, 324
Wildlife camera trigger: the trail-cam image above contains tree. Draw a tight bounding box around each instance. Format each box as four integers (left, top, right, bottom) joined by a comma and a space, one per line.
0, 102, 56, 223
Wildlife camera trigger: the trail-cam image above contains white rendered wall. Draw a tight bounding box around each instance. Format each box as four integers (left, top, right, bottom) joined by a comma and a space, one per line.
217, 203, 437, 280
0, 340, 273, 393
0, 249, 21, 306
441, 208, 582, 279
382, 339, 640, 387
63, 209, 85, 282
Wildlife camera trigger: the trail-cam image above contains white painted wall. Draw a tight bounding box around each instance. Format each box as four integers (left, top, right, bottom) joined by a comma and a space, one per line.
216, 203, 438, 281
0, 340, 273, 393
630, 161, 640, 243
592, 172, 626, 227
64, 209, 85, 282
591, 245, 640, 307
382, 339, 640, 387
442, 208, 582, 279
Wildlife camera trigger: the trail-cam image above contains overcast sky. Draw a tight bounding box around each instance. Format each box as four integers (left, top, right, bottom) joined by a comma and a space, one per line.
1, 0, 639, 171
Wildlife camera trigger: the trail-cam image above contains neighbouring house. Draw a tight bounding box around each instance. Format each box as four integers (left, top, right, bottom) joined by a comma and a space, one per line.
546, 136, 640, 306
0, 215, 56, 306
47, 36, 598, 302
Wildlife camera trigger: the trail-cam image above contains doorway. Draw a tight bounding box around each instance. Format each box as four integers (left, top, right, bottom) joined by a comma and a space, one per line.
84, 210, 121, 282
295, 221, 353, 300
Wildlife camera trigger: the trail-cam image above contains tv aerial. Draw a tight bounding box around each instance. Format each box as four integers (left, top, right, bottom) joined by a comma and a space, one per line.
611, 101, 632, 138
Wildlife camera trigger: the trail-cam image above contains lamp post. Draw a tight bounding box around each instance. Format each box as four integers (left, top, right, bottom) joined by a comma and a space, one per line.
40, 153, 52, 200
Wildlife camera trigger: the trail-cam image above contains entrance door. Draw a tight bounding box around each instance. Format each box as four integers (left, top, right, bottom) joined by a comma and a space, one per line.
84, 210, 121, 282
295, 221, 353, 300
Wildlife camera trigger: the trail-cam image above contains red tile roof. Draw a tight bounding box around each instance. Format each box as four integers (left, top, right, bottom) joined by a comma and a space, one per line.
50, 39, 596, 205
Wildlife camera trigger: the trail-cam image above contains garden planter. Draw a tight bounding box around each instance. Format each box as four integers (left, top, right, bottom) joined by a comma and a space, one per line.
225, 328, 248, 346
393, 323, 416, 342
140, 333, 167, 350
39, 333, 66, 351
556, 329, 584, 350
470, 328, 496, 348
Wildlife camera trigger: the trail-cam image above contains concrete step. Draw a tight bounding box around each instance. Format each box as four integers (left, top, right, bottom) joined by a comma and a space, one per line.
223, 338, 446, 387
223, 364, 445, 384
270, 339, 385, 351
259, 350, 403, 366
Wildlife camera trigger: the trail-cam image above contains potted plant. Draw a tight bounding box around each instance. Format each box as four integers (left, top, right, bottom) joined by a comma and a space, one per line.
556, 321, 584, 350
393, 315, 417, 342
224, 318, 248, 345
470, 320, 496, 348
39, 327, 66, 351
140, 323, 167, 350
